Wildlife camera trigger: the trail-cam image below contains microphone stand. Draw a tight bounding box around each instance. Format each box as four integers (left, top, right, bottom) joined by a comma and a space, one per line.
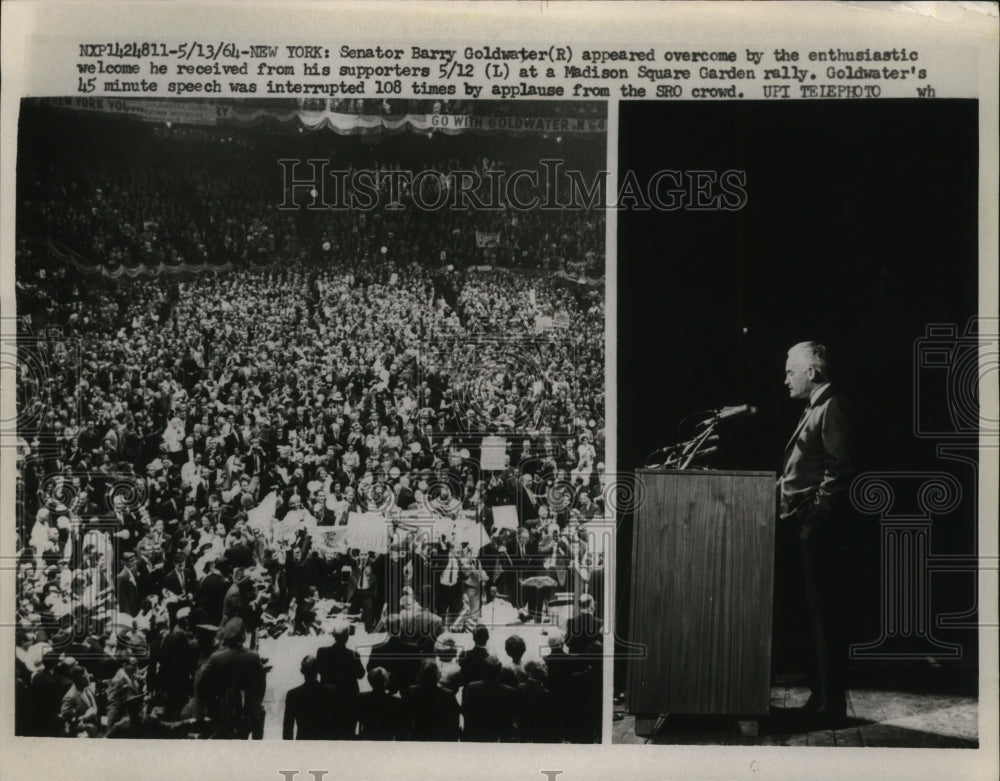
678, 418, 719, 469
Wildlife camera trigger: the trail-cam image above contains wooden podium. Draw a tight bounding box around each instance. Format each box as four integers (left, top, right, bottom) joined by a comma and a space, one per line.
626, 469, 776, 734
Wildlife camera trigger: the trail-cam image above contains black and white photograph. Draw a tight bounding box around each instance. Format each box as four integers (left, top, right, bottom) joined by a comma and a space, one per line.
11, 96, 608, 742
2, 3, 998, 781
614, 99, 984, 748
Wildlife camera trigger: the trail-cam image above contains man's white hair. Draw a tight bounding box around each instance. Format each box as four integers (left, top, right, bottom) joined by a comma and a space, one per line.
788, 341, 829, 379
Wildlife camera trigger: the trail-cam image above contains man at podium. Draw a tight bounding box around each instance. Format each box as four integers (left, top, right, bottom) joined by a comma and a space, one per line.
778, 341, 854, 723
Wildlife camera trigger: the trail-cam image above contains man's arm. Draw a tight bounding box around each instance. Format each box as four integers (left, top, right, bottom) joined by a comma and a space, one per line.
815, 396, 853, 515
282, 689, 295, 740
799, 396, 854, 541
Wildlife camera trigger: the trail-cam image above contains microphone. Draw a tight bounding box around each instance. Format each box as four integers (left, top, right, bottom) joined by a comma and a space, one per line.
654, 434, 719, 455
650, 442, 685, 456
696, 404, 757, 427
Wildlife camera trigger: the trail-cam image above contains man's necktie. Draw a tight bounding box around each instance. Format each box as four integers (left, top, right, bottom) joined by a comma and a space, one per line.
441, 556, 457, 586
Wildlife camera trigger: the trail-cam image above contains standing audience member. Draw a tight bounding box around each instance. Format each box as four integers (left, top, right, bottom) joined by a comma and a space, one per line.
282, 655, 339, 739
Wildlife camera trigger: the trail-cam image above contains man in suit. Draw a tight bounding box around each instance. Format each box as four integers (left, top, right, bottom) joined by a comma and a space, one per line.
156, 605, 200, 719
507, 526, 539, 611
479, 531, 513, 598
282, 655, 338, 739
28, 651, 74, 736
156, 487, 184, 525
105, 656, 143, 730
196, 558, 231, 626
513, 660, 561, 742
397, 591, 443, 654
316, 621, 365, 736
565, 593, 603, 654
514, 473, 541, 527
366, 615, 421, 695
116, 551, 141, 617
162, 551, 196, 601
111, 495, 144, 556
461, 655, 514, 742
355, 666, 406, 740
348, 550, 380, 633
778, 341, 854, 723
59, 664, 101, 736
221, 570, 263, 646
458, 625, 491, 686
403, 659, 460, 741
196, 617, 267, 739
563, 659, 601, 743
541, 628, 579, 706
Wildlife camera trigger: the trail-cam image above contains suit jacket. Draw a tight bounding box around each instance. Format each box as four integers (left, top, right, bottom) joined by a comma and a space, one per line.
138, 562, 165, 602
366, 635, 422, 695
461, 679, 514, 741
347, 557, 380, 600
28, 670, 71, 736
565, 611, 603, 653
403, 683, 460, 741
316, 642, 365, 697
458, 644, 491, 686
514, 679, 561, 742
105, 667, 142, 728
196, 646, 267, 734
515, 484, 541, 526
542, 646, 582, 701
221, 581, 245, 625
779, 384, 853, 538
507, 537, 540, 572
116, 567, 141, 617
162, 566, 196, 599
397, 607, 443, 651
563, 665, 601, 743
355, 690, 406, 740
477, 541, 510, 584
114, 510, 144, 553
156, 626, 199, 690
196, 572, 230, 625
156, 497, 182, 522
60, 684, 99, 727
282, 679, 339, 739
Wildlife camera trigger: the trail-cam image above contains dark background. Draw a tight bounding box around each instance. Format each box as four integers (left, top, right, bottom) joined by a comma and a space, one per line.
615, 100, 980, 691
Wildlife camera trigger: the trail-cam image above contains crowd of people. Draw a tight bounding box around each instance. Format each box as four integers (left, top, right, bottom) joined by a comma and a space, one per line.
14, 103, 607, 741
18, 125, 298, 270
284, 620, 601, 742
18, 100, 606, 277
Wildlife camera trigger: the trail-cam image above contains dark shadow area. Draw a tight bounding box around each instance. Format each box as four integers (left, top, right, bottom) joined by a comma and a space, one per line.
615, 100, 981, 707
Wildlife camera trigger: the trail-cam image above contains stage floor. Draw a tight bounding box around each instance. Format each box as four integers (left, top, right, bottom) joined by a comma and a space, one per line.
612, 663, 979, 747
